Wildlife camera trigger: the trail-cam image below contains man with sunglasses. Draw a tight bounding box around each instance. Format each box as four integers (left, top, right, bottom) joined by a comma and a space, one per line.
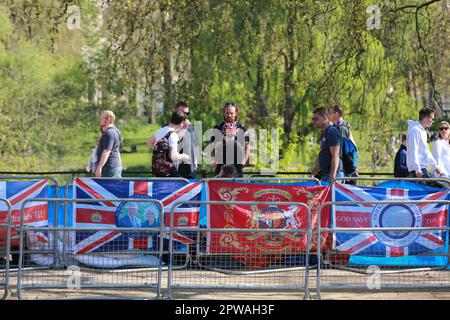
432, 121, 450, 177
310, 107, 344, 183
211, 102, 250, 177
406, 107, 442, 178
174, 101, 197, 179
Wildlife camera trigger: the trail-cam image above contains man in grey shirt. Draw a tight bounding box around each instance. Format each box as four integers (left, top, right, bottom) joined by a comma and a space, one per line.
95, 110, 123, 178
174, 101, 197, 179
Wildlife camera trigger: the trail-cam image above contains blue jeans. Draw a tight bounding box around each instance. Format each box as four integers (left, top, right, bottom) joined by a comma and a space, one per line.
321, 170, 344, 183
102, 166, 122, 178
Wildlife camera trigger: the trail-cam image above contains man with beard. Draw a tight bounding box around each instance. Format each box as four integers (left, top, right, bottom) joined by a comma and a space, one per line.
210, 102, 250, 177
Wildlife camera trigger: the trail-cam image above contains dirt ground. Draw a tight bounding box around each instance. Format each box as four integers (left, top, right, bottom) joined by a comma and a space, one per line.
4, 267, 450, 300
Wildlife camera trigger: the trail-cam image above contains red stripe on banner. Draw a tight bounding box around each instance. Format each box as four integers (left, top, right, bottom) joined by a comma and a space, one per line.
421, 233, 445, 246
390, 189, 405, 197
133, 182, 148, 195
75, 179, 116, 207
345, 235, 377, 254
76, 208, 116, 225
389, 247, 404, 257
36, 234, 48, 244
172, 232, 194, 245
10, 180, 48, 206
0, 204, 48, 225
419, 190, 448, 209
76, 231, 121, 255
162, 181, 201, 206
335, 211, 371, 227
335, 183, 372, 207
422, 210, 447, 227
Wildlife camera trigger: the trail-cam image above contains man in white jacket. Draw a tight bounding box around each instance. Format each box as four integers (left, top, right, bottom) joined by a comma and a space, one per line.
406, 107, 442, 178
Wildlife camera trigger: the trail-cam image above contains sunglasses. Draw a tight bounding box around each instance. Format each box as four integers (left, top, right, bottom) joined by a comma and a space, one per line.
440, 127, 449, 131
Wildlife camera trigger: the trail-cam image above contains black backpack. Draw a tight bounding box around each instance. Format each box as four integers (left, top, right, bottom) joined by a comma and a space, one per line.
151, 131, 178, 177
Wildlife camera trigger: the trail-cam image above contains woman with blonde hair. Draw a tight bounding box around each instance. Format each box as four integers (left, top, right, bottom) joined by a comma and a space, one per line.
432, 120, 450, 177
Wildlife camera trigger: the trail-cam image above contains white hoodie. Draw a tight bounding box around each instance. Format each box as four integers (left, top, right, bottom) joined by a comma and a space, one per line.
432, 139, 450, 176
406, 119, 437, 174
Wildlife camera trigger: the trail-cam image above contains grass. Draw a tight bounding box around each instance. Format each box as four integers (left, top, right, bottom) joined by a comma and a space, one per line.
120, 120, 159, 172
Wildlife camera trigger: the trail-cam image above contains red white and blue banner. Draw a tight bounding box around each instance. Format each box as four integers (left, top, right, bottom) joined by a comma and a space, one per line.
206, 181, 331, 258
334, 183, 448, 257
0, 180, 48, 248
72, 178, 202, 267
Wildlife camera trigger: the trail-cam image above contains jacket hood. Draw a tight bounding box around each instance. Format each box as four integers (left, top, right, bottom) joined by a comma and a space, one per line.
407, 119, 421, 129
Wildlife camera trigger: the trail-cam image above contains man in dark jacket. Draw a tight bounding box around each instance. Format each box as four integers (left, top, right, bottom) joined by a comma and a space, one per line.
394, 134, 408, 177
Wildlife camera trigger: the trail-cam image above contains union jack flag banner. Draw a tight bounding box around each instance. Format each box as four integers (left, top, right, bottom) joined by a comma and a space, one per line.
0, 180, 48, 248
72, 178, 202, 267
334, 183, 449, 257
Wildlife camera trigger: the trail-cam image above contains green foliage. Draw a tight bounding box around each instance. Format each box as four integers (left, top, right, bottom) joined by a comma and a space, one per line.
0, 0, 448, 174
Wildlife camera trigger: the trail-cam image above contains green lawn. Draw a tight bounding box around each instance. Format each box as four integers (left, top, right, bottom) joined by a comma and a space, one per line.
60, 117, 396, 175
120, 120, 159, 172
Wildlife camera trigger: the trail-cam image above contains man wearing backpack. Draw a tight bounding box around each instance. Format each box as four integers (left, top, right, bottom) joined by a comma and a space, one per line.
95, 110, 123, 178
147, 111, 190, 177
330, 104, 358, 184
310, 107, 344, 183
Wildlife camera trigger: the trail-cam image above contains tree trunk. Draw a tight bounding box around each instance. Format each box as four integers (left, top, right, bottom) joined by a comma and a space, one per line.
254, 53, 268, 125
283, 9, 295, 144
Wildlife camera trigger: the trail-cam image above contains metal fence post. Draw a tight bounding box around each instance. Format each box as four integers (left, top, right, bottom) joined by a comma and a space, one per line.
0, 199, 12, 300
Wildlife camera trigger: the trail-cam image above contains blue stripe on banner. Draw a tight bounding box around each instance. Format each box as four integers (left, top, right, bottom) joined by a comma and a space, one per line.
47, 186, 73, 227
199, 181, 208, 228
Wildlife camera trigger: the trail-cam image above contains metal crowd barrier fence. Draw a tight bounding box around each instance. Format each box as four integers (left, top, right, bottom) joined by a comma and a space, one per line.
333, 176, 450, 188
204, 177, 321, 184
166, 200, 312, 300
64, 177, 191, 268
0, 199, 12, 300
315, 199, 450, 300
16, 198, 164, 300
0, 176, 60, 283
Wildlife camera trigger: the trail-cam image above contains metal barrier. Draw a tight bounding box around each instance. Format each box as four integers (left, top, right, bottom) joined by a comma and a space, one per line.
64, 177, 192, 272
17, 198, 164, 300
166, 200, 312, 300
315, 199, 450, 299
334, 176, 450, 188
0, 176, 60, 300
0, 199, 12, 300
5, 175, 450, 299
205, 177, 321, 184
0, 176, 60, 268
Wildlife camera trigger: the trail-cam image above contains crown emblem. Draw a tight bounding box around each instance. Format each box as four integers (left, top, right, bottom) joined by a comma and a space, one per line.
178, 215, 189, 226
91, 213, 102, 223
